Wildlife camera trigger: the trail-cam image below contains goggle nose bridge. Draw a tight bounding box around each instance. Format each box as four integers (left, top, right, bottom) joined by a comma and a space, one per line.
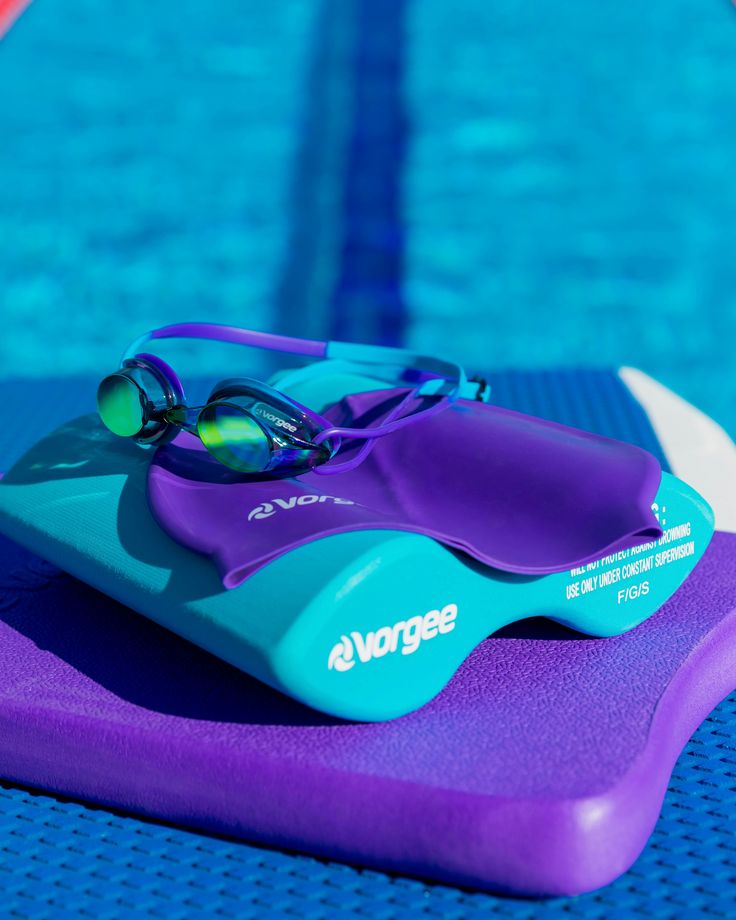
163, 403, 207, 434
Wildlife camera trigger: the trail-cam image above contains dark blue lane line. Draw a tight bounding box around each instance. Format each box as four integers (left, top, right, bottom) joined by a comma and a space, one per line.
329, 0, 407, 347
272, 0, 356, 344
274, 0, 408, 348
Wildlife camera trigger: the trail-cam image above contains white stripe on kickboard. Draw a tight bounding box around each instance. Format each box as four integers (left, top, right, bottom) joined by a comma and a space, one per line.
620, 367, 736, 534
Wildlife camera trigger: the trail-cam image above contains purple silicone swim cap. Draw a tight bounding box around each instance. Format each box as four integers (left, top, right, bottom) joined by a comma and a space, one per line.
148, 388, 663, 588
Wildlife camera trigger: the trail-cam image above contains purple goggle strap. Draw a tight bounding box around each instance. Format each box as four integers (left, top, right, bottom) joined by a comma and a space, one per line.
121, 322, 470, 459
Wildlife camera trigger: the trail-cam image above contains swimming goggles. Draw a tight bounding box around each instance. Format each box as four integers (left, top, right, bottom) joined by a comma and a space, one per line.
96, 322, 486, 476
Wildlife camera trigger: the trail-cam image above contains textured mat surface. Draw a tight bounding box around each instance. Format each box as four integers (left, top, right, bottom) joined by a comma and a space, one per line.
0, 375, 734, 916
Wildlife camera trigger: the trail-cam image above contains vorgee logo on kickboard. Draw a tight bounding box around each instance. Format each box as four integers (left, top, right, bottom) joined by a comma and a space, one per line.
327, 604, 458, 672
247, 495, 355, 522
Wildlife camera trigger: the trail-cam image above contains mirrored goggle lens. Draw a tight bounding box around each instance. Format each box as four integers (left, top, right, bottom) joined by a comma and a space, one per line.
197, 403, 272, 472
97, 374, 145, 437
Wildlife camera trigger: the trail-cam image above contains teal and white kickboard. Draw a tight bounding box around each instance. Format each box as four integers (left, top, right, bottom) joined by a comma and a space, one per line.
0, 367, 717, 722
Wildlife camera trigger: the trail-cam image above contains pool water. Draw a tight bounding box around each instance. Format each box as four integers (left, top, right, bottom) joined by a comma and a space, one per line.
0, 0, 734, 432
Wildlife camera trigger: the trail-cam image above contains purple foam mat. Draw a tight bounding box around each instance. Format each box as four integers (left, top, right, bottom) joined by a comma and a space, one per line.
0, 518, 734, 896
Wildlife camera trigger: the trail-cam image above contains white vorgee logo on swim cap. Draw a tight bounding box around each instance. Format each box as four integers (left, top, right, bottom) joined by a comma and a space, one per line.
327, 604, 458, 672
247, 494, 355, 522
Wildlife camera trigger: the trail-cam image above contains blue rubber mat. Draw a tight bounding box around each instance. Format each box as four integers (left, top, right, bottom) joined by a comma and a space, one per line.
0, 373, 733, 917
